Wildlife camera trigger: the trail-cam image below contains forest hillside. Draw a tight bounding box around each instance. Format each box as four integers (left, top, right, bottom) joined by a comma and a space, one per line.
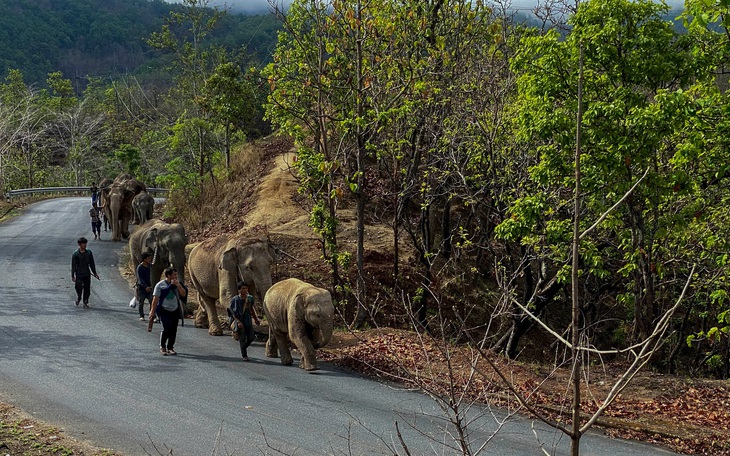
0, 0, 280, 87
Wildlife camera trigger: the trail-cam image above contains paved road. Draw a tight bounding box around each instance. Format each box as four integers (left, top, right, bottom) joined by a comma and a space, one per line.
0, 198, 677, 455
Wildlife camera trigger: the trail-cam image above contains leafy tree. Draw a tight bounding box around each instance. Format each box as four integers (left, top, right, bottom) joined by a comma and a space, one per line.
44, 72, 76, 112
673, 0, 730, 376
264, 0, 349, 299
265, 0, 506, 327
495, 0, 700, 358
353, 0, 512, 328
147, 0, 227, 196
114, 144, 142, 178
199, 61, 256, 168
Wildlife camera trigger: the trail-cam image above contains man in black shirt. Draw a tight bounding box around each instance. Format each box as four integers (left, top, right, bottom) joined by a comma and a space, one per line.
135, 252, 153, 321
71, 237, 100, 308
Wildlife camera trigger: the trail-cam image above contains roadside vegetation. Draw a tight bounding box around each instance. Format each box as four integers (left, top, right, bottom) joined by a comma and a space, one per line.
0, 403, 118, 456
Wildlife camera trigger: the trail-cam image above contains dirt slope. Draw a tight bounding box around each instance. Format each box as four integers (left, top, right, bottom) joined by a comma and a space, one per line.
244, 151, 311, 234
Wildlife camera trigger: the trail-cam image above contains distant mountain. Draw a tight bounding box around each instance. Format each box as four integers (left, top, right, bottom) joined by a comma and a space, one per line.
0, 0, 280, 88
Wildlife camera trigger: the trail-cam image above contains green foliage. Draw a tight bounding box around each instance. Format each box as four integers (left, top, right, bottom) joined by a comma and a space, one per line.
199, 60, 258, 166
484, 0, 730, 374
44, 72, 76, 112
113, 144, 142, 177
200, 62, 254, 128
0, 0, 280, 89
156, 156, 201, 218
308, 198, 351, 272
494, 195, 548, 242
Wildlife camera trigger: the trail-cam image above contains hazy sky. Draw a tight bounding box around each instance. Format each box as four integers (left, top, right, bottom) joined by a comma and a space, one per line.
165, 0, 289, 14
166, 0, 684, 15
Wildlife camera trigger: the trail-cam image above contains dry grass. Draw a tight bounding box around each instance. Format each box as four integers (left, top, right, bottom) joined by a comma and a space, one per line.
0, 403, 119, 456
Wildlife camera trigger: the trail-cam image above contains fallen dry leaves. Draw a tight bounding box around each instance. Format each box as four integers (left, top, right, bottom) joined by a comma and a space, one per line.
320, 329, 730, 456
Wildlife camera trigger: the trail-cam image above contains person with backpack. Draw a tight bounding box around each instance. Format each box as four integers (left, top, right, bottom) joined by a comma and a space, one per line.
71, 237, 100, 308
147, 267, 188, 356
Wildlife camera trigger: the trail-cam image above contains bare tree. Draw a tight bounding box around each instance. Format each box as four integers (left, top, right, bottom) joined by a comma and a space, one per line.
49, 97, 109, 186
0, 82, 46, 196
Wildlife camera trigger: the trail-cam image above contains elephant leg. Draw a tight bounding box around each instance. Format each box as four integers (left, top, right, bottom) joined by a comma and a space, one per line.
194, 305, 208, 328
199, 295, 223, 336
275, 330, 293, 365
294, 338, 318, 371
265, 324, 279, 358
207, 307, 223, 336
113, 218, 121, 241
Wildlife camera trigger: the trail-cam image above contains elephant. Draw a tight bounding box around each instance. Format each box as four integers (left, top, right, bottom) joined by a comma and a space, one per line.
263, 278, 334, 371
98, 177, 114, 232
132, 190, 155, 225
188, 235, 276, 336
108, 174, 146, 241
128, 219, 188, 287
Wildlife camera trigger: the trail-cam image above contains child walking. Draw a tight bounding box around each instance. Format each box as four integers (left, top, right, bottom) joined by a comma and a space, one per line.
89, 204, 102, 240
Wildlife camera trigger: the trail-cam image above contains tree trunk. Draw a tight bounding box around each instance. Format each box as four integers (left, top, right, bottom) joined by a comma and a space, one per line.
570, 44, 585, 456
393, 191, 400, 280
666, 302, 693, 374
441, 195, 452, 259
0, 154, 5, 200
352, 1, 368, 329
353, 184, 368, 328
224, 123, 230, 168
495, 264, 564, 358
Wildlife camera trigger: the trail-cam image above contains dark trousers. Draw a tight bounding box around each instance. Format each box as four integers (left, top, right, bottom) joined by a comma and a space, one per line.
91, 221, 101, 235
237, 325, 255, 358
137, 289, 153, 318
159, 308, 180, 350
74, 276, 91, 303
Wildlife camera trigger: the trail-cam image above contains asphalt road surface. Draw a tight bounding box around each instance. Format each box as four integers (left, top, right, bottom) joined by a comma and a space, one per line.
0, 198, 677, 455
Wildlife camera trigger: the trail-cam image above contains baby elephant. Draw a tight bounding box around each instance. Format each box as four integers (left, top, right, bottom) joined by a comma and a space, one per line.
263, 278, 334, 371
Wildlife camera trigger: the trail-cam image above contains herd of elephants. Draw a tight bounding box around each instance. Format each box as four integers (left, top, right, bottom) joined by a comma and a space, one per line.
96, 173, 335, 371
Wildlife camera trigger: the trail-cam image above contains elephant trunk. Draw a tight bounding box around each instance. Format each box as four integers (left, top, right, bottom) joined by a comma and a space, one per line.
311, 319, 333, 349
110, 200, 121, 241
253, 276, 273, 306
169, 252, 186, 285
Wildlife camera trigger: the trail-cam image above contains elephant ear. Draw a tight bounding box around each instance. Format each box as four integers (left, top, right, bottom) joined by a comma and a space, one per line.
294, 293, 306, 314
146, 227, 159, 248
220, 247, 237, 271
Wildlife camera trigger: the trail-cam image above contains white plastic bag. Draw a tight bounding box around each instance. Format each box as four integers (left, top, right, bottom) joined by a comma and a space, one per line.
129, 296, 138, 308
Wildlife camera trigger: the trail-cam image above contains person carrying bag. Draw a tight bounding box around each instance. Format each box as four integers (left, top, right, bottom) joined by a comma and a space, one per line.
147, 267, 187, 356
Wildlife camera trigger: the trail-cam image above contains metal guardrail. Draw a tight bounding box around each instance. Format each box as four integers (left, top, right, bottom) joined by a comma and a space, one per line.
5, 187, 169, 200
